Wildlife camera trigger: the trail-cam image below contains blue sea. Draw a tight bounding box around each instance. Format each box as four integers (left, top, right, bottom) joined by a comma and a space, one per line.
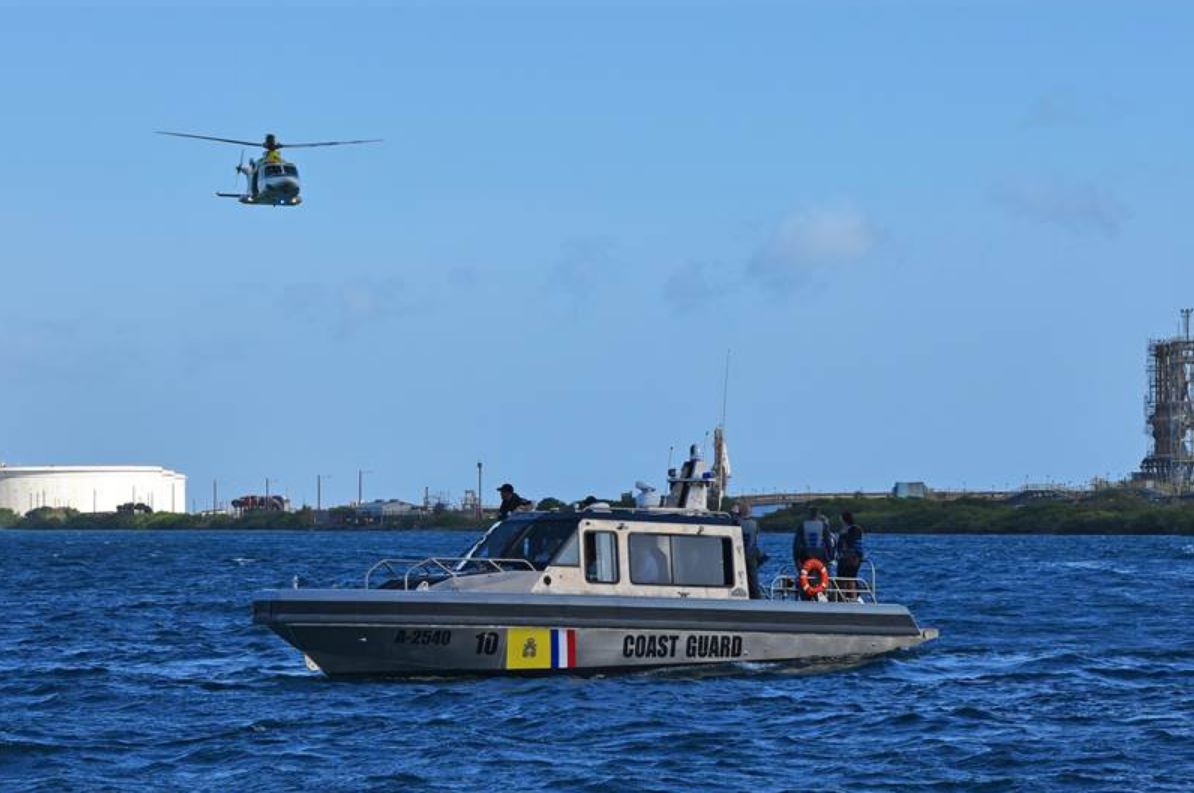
1, 530, 1192, 792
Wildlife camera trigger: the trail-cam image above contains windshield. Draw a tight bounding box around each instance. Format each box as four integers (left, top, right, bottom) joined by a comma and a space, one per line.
264, 165, 284, 177
467, 520, 530, 561
463, 515, 580, 571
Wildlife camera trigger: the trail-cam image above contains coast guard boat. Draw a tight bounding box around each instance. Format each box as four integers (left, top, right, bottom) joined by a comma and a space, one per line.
252, 445, 937, 677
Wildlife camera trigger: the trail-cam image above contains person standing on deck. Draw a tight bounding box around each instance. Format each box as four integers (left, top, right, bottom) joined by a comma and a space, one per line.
793, 506, 833, 600
836, 511, 866, 601
738, 506, 768, 598
794, 506, 833, 565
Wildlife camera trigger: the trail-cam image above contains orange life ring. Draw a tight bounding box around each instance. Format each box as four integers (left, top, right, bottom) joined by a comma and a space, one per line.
799, 558, 829, 596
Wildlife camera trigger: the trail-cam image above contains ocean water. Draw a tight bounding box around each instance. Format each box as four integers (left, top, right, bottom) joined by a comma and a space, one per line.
1, 529, 1192, 792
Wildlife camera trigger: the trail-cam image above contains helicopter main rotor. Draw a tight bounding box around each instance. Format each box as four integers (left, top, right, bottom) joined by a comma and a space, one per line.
156, 131, 382, 151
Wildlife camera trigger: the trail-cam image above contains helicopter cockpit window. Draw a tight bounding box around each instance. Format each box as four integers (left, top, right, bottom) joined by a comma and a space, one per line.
283, 165, 298, 176
264, 165, 285, 177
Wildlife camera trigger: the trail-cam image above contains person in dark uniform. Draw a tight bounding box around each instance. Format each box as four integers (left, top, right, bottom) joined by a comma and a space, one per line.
836, 511, 865, 601
740, 513, 768, 599
497, 483, 533, 519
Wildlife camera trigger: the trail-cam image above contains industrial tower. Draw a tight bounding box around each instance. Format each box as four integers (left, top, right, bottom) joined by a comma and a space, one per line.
1141, 309, 1194, 490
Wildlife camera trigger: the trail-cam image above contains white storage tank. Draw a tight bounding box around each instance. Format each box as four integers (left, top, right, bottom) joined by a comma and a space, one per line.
0, 465, 187, 516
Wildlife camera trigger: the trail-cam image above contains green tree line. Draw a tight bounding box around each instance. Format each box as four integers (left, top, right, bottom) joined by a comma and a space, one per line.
755, 489, 1194, 535
3, 489, 1193, 533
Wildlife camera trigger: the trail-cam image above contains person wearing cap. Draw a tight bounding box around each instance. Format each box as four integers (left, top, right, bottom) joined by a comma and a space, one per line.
497, 483, 533, 519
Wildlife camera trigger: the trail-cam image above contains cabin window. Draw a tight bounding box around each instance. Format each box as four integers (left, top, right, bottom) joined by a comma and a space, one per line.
584, 531, 619, 584
283, 165, 298, 176
629, 533, 733, 587
264, 165, 284, 177
671, 535, 734, 586
552, 532, 580, 566
629, 533, 672, 585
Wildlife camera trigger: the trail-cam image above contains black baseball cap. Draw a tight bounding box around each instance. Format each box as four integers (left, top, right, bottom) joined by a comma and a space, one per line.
497, 483, 514, 493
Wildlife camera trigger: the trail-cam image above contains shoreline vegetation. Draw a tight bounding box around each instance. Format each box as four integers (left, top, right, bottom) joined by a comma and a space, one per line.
3, 489, 1194, 534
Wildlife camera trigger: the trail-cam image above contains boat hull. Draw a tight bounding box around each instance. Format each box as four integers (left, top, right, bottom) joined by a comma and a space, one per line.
253, 589, 937, 677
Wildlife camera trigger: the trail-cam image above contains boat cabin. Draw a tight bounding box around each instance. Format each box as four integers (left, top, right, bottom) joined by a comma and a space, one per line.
427, 508, 750, 600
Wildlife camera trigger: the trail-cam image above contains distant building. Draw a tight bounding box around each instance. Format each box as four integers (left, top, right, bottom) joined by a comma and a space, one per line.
892, 481, 931, 499
0, 464, 187, 516
353, 499, 420, 520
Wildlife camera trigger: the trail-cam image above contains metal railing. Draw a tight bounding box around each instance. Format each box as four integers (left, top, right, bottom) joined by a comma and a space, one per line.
767, 559, 878, 603
363, 556, 537, 590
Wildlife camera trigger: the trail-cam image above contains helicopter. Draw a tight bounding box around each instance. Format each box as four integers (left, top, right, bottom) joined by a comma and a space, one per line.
156, 131, 381, 206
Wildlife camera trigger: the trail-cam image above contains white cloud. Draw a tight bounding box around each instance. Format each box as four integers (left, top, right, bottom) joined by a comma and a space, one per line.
991, 177, 1129, 238
543, 238, 617, 298
446, 266, 478, 287
0, 318, 144, 381
1023, 90, 1121, 129
663, 261, 727, 312
746, 206, 879, 290
280, 277, 424, 338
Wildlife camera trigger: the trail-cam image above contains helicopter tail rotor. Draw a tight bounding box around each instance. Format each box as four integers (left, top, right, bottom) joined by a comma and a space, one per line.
232, 150, 254, 197
232, 150, 246, 193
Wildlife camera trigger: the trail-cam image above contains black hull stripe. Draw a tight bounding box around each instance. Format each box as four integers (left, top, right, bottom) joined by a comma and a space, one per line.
255, 600, 921, 637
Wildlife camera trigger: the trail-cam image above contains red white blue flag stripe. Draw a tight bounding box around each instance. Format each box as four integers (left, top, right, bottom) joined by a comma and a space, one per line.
551, 628, 577, 669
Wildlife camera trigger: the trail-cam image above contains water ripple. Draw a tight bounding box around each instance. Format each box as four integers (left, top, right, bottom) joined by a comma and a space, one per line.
2, 530, 1193, 792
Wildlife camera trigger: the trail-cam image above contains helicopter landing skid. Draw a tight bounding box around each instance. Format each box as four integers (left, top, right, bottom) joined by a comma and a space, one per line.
215, 193, 302, 207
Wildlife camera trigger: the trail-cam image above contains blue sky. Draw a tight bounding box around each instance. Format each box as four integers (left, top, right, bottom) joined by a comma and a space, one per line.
1, 1, 1191, 508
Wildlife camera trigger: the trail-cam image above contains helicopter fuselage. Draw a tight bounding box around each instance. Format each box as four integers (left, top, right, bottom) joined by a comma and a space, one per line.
228, 158, 302, 206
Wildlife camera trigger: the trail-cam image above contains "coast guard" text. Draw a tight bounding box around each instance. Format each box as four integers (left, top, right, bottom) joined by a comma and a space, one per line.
622, 633, 743, 659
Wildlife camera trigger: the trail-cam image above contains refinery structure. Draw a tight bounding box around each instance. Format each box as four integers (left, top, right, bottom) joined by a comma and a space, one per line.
0, 465, 187, 516
1139, 309, 1194, 492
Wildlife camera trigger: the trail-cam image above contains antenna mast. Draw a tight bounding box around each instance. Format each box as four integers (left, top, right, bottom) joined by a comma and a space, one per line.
720, 348, 731, 430
715, 349, 732, 511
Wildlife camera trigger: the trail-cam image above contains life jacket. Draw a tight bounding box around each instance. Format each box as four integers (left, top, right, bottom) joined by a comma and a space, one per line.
801, 520, 829, 551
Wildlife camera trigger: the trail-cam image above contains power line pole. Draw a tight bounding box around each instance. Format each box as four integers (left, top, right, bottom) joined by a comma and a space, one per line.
317, 474, 330, 510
